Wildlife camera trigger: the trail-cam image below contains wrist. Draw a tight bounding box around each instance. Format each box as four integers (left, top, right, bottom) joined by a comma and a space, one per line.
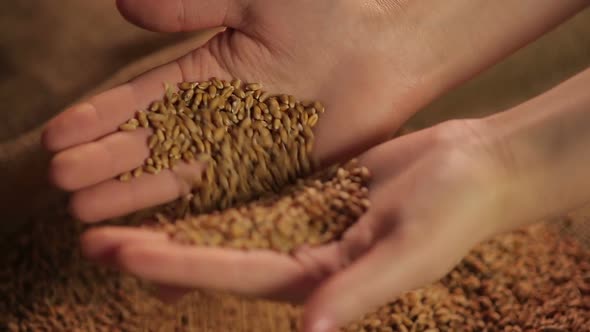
428, 118, 524, 238
469, 116, 538, 235
482, 68, 590, 232
429, 115, 567, 238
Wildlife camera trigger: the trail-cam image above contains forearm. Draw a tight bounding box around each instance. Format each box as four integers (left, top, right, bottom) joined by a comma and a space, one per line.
486, 66, 590, 231
397, 0, 589, 116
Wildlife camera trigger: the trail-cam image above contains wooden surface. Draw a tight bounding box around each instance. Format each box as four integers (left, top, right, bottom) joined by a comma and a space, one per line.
1, 2, 590, 331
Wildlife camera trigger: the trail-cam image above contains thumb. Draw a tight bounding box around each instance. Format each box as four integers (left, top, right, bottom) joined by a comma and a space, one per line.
116, 0, 252, 32
301, 227, 447, 332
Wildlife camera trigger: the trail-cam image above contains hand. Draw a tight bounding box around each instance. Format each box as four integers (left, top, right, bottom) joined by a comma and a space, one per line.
41, 0, 428, 223
81, 119, 514, 331
42, 0, 585, 223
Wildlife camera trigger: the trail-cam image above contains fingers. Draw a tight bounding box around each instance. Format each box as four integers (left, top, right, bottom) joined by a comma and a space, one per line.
43, 87, 134, 153
43, 48, 227, 221
302, 229, 444, 332
291, 214, 379, 280
116, 243, 302, 299
81, 227, 169, 267
43, 61, 189, 153
49, 129, 151, 191
116, 0, 250, 32
101, 233, 313, 301
83, 227, 194, 303
70, 161, 204, 223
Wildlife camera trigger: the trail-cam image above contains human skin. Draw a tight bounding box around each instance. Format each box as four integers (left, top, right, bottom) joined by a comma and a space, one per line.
42, 0, 590, 331
82, 64, 590, 332
43, 0, 587, 222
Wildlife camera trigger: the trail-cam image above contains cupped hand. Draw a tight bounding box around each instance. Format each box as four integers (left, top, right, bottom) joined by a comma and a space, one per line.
82, 119, 515, 331
42, 0, 430, 222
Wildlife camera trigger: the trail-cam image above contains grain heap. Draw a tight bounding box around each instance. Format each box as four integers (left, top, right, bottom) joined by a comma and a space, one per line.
157, 159, 371, 253
5, 80, 589, 331
4, 216, 589, 331
1, 206, 302, 332
114, 78, 372, 252
117, 78, 324, 217
344, 226, 590, 332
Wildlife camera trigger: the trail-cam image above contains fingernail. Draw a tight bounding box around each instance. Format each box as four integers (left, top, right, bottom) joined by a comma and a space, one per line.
308, 318, 334, 332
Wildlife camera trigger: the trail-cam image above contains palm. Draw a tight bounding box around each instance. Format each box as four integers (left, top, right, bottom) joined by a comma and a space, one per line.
44, 0, 415, 222
82, 120, 499, 331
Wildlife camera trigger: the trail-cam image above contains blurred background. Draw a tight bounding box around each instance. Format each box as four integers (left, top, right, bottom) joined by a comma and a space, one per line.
1, 1, 589, 330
